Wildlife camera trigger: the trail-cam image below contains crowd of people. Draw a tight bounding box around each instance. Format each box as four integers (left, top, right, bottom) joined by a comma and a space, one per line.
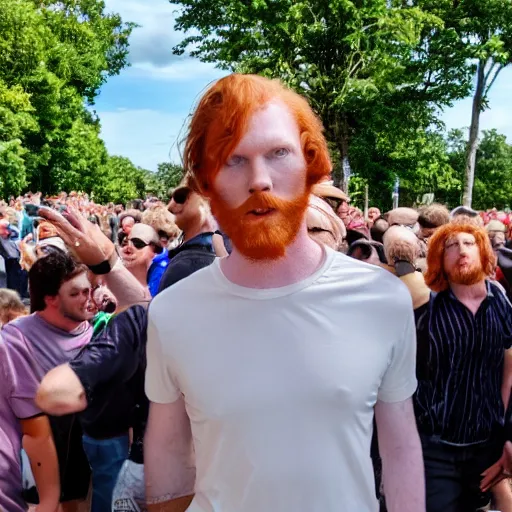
1, 73, 512, 512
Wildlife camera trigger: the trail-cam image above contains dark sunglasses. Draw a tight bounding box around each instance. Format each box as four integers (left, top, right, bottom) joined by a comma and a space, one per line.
172, 187, 191, 205
122, 237, 149, 250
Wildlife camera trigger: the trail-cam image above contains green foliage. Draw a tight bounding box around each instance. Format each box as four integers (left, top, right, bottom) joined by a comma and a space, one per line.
154, 163, 185, 195
0, 0, 134, 197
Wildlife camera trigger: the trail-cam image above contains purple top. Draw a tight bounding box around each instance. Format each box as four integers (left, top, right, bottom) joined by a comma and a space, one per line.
0, 314, 91, 512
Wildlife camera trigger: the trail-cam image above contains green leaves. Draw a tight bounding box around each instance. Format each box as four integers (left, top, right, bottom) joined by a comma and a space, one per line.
0, 0, 133, 198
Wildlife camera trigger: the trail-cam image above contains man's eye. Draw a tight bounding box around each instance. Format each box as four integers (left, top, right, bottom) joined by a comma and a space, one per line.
226, 155, 243, 167
274, 148, 289, 158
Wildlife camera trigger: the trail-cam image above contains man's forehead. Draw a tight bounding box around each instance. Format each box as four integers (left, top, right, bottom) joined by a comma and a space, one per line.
233, 101, 300, 150
446, 232, 476, 242
61, 273, 90, 290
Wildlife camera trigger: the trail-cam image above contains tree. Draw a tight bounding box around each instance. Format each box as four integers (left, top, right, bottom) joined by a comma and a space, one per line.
0, 0, 134, 196
171, 0, 475, 196
447, 129, 512, 210
404, 0, 512, 207
154, 163, 185, 195
94, 156, 152, 204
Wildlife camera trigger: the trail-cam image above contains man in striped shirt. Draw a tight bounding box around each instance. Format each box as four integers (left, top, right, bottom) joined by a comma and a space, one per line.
415, 222, 512, 512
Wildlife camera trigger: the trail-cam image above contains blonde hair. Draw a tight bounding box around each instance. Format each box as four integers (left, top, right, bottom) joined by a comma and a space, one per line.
0, 289, 28, 326
142, 205, 181, 240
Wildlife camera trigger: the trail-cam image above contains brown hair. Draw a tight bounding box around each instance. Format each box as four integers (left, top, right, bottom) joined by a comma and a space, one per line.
424, 223, 496, 292
184, 73, 331, 194
418, 204, 450, 229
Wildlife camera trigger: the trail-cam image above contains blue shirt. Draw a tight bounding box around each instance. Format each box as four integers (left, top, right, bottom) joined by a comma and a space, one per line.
148, 248, 170, 297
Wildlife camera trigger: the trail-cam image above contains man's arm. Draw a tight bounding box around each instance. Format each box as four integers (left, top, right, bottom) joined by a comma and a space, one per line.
35, 364, 86, 416
21, 415, 61, 512
375, 398, 425, 512
144, 399, 195, 512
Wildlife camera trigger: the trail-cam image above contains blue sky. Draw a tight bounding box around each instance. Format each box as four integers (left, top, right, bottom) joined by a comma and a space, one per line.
96, 0, 512, 172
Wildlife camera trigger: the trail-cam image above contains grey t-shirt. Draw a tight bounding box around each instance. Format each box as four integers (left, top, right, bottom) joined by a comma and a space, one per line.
0, 314, 91, 511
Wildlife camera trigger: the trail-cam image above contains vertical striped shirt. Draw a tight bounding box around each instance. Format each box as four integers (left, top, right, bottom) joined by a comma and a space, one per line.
414, 281, 512, 445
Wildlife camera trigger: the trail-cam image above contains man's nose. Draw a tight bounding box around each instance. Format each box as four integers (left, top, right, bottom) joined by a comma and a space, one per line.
248, 158, 272, 194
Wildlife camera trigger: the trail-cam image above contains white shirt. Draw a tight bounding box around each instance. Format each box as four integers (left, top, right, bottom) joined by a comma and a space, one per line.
146, 247, 417, 512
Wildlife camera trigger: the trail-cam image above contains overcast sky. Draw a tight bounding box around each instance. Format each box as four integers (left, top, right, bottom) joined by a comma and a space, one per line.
95, 0, 512, 172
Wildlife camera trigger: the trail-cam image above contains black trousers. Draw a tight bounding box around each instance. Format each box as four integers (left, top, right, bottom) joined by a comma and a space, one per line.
421, 435, 502, 512
5, 258, 28, 298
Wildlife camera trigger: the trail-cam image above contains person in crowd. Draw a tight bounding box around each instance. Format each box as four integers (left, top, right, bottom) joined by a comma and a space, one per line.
387, 207, 420, 234
370, 217, 390, 244
89, 284, 118, 335
417, 203, 450, 242
368, 207, 382, 226
347, 239, 387, 265
144, 73, 424, 512
1, 251, 93, 511
336, 197, 351, 225
141, 205, 181, 250
306, 194, 346, 251
0, 216, 28, 298
37, 304, 149, 512
0, 330, 61, 512
118, 209, 142, 239
0, 288, 28, 327
415, 222, 512, 512
158, 181, 223, 291
120, 223, 164, 296
382, 226, 430, 310
487, 219, 507, 252
450, 205, 485, 227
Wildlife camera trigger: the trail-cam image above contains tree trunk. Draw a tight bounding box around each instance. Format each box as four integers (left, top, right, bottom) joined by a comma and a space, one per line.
463, 59, 486, 207
335, 116, 350, 193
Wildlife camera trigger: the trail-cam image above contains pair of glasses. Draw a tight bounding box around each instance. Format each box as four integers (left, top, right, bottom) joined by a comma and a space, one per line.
122, 237, 149, 250
172, 187, 191, 205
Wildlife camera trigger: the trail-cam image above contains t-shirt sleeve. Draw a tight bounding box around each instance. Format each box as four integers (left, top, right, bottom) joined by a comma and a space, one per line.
145, 308, 181, 404
0, 327, 42, 419
70, 306, 147, 400
378, 299, 418, 403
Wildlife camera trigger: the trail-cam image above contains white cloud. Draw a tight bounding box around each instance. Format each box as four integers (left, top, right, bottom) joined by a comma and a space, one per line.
98, 108, 186, 171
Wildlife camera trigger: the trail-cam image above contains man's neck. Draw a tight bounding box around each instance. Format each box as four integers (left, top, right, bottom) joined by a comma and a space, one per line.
182, 221, 210, 243
220, 225, 325, 289
36, 310, 83, 333
449, 280, 488, 315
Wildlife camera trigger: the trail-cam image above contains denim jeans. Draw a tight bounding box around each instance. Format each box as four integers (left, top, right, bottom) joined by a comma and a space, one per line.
421, 435, 502, 512
82, 434, 129, 512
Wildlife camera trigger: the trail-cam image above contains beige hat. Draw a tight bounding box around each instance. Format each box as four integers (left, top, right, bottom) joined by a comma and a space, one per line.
387, 207, 419, 227
486, 220, 506, 233
128, 223, 159, 246
312, 182, 349, 203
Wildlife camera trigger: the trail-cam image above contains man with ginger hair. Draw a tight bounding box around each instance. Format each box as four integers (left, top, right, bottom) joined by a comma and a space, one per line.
415, 222, 512, 512
144, 74, 424, 512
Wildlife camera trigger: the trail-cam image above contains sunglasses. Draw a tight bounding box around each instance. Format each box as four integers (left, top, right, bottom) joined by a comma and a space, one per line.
172, 187, 191, 205
122, 237, 149, 250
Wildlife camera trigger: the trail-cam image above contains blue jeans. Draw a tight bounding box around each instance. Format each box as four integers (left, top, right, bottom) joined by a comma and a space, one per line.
83, 434, 129, 512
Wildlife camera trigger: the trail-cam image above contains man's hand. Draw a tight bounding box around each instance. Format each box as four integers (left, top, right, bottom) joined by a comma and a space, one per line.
481, 441, 512, 491
39, 206, 114, 266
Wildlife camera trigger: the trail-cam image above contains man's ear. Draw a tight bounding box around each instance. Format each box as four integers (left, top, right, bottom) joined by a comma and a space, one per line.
45, 295, 59, 310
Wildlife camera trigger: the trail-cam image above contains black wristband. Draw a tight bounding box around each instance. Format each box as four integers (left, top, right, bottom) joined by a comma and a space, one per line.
395, 260, 416, 277
87, 251, 118, 275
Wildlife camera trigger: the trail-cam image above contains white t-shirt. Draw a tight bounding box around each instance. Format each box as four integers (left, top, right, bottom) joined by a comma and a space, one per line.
146, 247, 417, 512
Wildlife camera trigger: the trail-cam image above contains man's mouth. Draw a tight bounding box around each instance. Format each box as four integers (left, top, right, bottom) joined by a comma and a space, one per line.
248, 208, 275, 217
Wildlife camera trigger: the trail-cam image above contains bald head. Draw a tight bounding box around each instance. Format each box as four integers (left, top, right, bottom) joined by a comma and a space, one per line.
307, 195, 346, 251
383, 225, 420, 265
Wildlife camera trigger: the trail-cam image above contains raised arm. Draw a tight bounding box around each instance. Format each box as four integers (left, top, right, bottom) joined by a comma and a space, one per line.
145, 399, 195, 512
375, 398, 425, 512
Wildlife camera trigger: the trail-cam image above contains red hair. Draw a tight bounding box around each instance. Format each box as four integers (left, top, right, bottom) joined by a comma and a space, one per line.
184, 74, 331, 194
424, 223, 496, 292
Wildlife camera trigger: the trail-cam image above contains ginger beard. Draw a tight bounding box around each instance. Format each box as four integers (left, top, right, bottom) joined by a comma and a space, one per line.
445, 256, 487, 286
210, 188, 311, 261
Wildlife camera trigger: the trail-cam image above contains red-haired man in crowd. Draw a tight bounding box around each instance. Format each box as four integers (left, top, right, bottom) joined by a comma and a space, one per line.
144, 74, 424, 512
415, 223, 512, 512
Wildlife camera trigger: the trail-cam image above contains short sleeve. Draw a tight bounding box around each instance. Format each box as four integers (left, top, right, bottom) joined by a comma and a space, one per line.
0, 327, 42, 419
70, 306, 147, 399
145, 308, 180, 404
378, 304, 418, 403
